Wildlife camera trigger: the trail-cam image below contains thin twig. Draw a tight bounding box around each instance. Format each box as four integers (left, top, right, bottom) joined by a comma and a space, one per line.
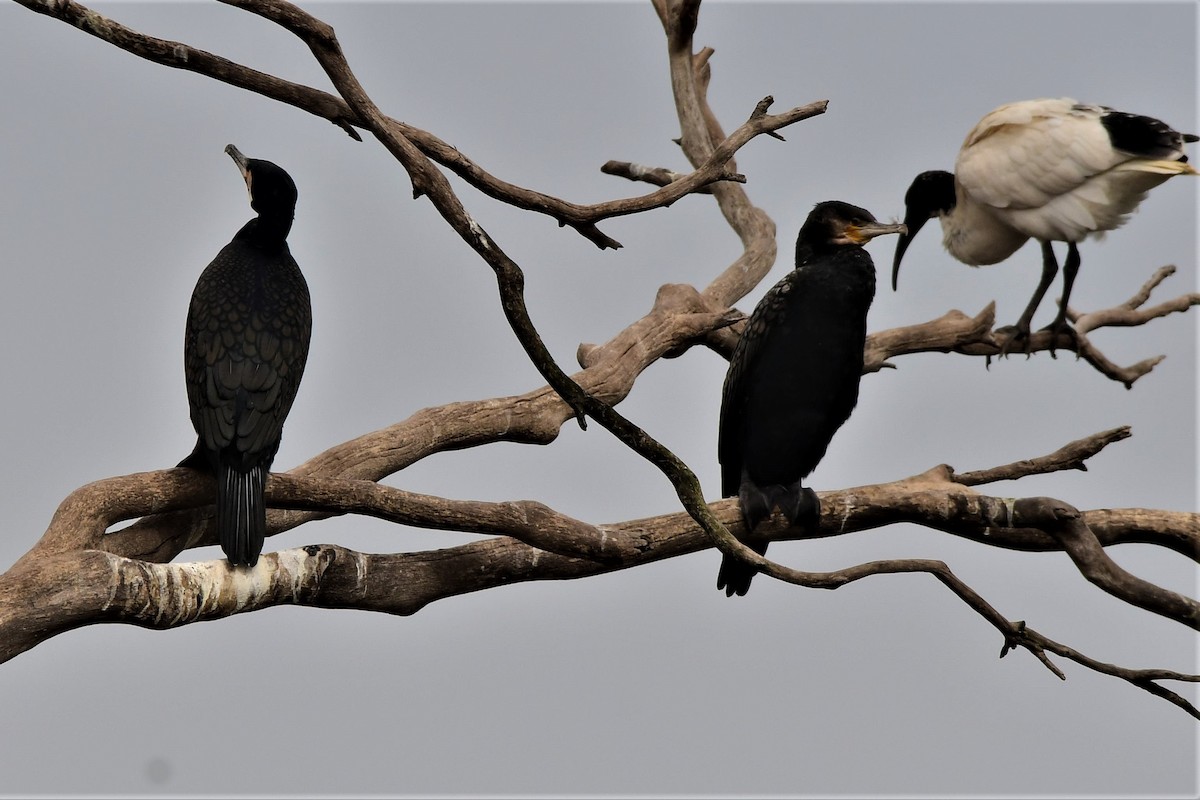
954, 426, 1132, 485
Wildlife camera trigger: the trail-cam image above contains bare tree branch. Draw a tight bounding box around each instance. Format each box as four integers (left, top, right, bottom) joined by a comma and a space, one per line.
1018, 496, 1200, 628
600, 160, 731, 192
11, 0, 824, 251
5, 455, 1196, 714
878, 264, 1194, 384
1013, 625, 1200, 719
700, 268, 1192, 387
954, 426, 1133, 486
32, 423, 1197, 572
1073, 265, 1198, 330
11, 0, 364, 136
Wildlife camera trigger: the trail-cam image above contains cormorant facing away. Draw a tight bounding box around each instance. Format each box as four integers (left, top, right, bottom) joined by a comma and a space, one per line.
717, 201, 905, 596
180, 145, 312, 567
893, 98, 1196, 350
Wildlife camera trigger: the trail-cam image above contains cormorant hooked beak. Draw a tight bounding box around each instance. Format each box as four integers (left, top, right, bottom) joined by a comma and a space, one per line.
225, 143, 251, 188
846, 220, 907, 245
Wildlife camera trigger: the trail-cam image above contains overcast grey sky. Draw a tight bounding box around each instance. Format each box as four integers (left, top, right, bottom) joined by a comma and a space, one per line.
1, 1, 1196, 796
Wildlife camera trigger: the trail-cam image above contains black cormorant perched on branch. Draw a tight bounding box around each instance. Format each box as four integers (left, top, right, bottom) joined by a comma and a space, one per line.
893, 98, 1196, 350
180, 145, 312, 567
717, 201, 905, 596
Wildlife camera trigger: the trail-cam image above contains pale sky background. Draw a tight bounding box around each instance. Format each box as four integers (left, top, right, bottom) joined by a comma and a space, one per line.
0, 1, 1196, 797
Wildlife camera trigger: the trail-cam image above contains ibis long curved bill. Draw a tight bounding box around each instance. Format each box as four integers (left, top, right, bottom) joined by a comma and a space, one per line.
891, 170, 953, 290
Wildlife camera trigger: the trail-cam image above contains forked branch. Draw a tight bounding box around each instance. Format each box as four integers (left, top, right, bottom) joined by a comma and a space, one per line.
12, 0, 822, 250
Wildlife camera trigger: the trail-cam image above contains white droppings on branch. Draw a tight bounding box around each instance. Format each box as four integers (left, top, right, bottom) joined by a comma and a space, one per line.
1001, 497, 1018, 527
150, 567, 172, 627
273, 547, 312, 604
836, 495, 855, 534
100, 553, 121, 614
166, 565, 197, 626
171, 560, 234, 621
467, 215, 490, 250
232, 560, 268, 613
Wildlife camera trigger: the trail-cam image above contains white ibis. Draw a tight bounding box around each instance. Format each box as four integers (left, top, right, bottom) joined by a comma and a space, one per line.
892, 98, 1197, 350
717, 201, 905, 596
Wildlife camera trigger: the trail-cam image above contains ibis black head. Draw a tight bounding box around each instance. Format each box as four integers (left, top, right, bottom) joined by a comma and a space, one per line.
226, 144, 298, 230
892, 170, 955, 290
796, 200, 908, 265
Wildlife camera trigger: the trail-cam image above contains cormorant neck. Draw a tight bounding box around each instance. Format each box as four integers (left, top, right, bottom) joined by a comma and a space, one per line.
797, 237, 850, 261
234, 213, 293, 250
795, 239, 814, 265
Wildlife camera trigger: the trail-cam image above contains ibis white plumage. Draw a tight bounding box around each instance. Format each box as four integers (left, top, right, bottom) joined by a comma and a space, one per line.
893, 97, 1197, 350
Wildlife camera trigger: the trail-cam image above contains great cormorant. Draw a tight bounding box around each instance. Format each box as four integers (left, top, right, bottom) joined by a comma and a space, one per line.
893, 98, 1196, 350
717, 201, 905, 596
180, 145, 312, 567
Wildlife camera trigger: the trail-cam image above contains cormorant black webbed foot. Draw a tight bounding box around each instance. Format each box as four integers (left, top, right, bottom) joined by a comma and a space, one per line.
782, 486, 821, 532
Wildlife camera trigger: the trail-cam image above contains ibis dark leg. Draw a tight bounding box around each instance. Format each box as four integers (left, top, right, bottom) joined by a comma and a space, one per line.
1039, 241, 1081, 354
1000, 240, 1058, 355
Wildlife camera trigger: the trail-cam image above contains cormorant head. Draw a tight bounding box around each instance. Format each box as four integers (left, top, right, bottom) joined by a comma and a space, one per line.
226, 144, 298, 224
796, 200, 907, 264
892, 170, 955, 290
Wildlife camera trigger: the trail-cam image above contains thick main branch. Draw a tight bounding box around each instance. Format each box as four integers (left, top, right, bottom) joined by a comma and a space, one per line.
4, 469, 1197, 714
